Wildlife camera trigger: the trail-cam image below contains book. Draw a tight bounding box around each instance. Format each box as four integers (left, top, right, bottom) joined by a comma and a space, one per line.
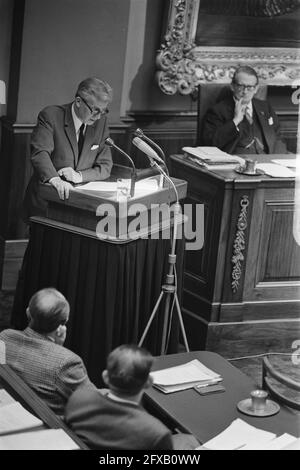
0, 402, 43, 435
0, 428, 79, 450
182, 146, 244, 168
151, 359, 222, 393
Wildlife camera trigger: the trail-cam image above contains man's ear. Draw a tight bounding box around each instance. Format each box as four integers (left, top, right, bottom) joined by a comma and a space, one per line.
102, 370, 110, 386
26, 307, 31, 321
56, 324, 66, 337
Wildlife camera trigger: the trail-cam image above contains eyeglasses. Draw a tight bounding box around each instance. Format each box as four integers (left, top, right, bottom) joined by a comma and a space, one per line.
233, 82, 258, 92
76, 95, 109, 116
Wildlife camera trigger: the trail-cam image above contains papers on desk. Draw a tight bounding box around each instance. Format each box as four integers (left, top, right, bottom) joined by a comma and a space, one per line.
0, 402, 43, 435
199, 419, 299, 450
0, 428, 79, 450
0, 389, 15, 408
256, 163, 295, 178
183, 146, 244, 169
151, 359, 222, 393
272, 159, 297, 168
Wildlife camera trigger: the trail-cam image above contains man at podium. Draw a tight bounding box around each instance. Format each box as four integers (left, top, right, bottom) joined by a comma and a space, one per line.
23, 77, 113, 220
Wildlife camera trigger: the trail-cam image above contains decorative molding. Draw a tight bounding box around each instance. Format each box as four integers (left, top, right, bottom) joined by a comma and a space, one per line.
231, 195, 249, 293
157, 0, 300, 95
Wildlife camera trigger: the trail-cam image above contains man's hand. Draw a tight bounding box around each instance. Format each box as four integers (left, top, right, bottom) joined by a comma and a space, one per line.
233, 99, 246, 127
49, 176, 73, 200
58, 167, 82, 183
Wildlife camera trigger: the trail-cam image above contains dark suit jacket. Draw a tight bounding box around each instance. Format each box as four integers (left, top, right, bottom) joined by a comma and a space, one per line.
65, 385, 173, 450
23, 103, 113, 219
201, 96, 287, 155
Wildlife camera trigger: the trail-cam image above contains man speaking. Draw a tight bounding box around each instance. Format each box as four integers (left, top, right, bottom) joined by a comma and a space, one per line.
23, 77, 113, 219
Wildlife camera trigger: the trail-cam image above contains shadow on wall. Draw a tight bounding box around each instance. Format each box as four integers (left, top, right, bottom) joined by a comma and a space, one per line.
128, 0, 194, 113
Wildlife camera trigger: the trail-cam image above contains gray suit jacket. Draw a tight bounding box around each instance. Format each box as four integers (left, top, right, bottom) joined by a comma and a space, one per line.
0, 327, 94, 415
23, 103, 113, 219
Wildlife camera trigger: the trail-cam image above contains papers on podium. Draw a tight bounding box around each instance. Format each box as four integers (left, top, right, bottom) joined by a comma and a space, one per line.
74, 177, 159, 198
151, 359, 222, 393
182, 146, 244, 169
0, 402, 43, 435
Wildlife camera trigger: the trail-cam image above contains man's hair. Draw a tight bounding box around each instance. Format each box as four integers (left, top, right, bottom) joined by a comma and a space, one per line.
107, 344, 154, 395
28, 288, 69, 334
232, 66, 259, 84
76, 77, 113, 103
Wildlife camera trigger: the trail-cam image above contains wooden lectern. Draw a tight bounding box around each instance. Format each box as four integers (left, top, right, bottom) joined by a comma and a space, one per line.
170, 154, 300, 358
12, 173, 187, 386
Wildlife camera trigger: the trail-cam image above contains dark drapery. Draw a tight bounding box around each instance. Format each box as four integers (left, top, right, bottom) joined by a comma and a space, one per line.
12, 220, 185, 386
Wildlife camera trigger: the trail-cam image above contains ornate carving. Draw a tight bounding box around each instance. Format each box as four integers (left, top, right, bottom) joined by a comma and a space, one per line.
231, 196, 250, 293
157, 0, 300, 94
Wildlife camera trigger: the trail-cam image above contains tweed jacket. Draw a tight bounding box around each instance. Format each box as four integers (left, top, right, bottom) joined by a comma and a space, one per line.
0, 327, 94, 415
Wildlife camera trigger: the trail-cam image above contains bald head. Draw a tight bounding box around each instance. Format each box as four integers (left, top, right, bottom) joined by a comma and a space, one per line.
27, 288, 69, 334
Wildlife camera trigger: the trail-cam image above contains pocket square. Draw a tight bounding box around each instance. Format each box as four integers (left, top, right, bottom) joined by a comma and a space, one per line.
91, 144, 99, 150
268, 117, 274, 126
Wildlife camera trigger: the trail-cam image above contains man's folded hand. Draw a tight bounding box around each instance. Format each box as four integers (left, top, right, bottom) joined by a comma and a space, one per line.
58, 167, 83, 183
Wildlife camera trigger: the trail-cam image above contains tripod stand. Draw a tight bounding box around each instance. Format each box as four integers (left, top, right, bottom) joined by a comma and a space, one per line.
138, 164, 190, 355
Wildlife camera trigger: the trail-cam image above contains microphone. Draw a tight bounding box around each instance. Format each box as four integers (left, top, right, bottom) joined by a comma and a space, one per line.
105, 137, 136, 197
132, 137, 165, 165
133, 128, 167, 165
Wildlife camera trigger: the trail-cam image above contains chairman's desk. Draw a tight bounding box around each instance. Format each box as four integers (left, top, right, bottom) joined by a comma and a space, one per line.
144, 351, 300, 445
169, 154, 300, 357
13, 174, 187, 387
0, 364, 87, 449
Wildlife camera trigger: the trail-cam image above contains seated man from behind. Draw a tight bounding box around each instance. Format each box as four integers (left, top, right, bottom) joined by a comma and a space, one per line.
0, 288, 95, 416
65, 344, 199, 450
201, 65, 287, 155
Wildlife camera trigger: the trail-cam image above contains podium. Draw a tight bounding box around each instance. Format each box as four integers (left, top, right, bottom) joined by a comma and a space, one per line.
170, 154, 300, 358
12, 173, 187, 386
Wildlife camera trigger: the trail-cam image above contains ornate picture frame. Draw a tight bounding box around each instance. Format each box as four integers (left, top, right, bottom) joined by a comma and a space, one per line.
156, 0, 300, 95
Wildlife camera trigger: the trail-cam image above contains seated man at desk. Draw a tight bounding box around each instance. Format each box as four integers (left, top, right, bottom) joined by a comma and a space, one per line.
23, 77, 113, 220
65, 344, 199, 450
0, 288, 95, 416
201, 66, 287, 155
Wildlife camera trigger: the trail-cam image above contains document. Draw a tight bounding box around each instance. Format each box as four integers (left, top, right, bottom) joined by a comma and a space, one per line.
182, 146, 244, 167
74, 178, 159, 198
272, 159, 297, 168
256, 163, 295, 178
202, 418, 276, 450
241, 433, 298, 450
0, 429, 79, 450
0, 402, 43, 435
0, 390, 16, 408
151, 359, 222, 393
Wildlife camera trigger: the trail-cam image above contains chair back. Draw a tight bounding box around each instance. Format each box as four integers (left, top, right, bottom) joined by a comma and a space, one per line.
262, 355, 300, 411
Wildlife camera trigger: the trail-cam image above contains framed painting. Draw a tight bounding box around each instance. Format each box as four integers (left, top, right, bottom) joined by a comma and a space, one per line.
156, 0, 300, 95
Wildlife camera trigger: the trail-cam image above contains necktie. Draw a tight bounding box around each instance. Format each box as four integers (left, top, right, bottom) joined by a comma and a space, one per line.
78, 124, 85, 156
245, 105, 253, 125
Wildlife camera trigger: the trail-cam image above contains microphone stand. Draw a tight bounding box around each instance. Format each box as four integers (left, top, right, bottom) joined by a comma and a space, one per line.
105, 138, 136, 197
138, 158, 189, 354
134, 128, 169, 175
